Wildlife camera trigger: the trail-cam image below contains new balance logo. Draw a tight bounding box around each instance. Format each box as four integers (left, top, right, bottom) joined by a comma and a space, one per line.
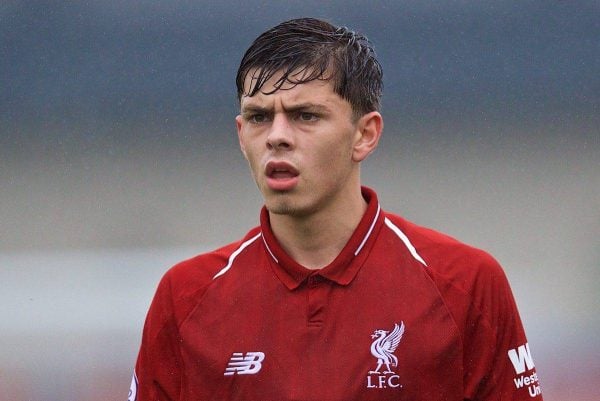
224, 352, 265, 376
508, 343, 535, 374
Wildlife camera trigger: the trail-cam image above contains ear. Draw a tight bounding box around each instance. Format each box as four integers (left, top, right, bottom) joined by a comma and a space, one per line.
235, 114, 248, 159
352, 111, 383, 162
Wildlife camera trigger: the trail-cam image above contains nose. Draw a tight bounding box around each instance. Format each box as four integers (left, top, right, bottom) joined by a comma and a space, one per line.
266, 113, 294, 151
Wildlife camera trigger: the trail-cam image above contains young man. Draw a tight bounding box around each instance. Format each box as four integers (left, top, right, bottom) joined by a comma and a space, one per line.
130, 18, 542, 401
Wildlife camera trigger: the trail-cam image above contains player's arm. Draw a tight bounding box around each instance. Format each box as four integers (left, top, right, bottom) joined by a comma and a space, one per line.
465, 257, 543, 401
129, 273, 182, 401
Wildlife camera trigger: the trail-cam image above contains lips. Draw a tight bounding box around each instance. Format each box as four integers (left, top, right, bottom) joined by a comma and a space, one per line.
265, 161, 299, 191
266, 161, 299, 178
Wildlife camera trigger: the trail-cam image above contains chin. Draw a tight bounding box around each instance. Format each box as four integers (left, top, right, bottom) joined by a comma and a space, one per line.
265, 196, 310, 217
265, 201, 298, 216
260, 185, 318, 217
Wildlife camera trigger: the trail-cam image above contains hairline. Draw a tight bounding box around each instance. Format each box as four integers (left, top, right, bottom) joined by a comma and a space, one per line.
238, 66, 367, 122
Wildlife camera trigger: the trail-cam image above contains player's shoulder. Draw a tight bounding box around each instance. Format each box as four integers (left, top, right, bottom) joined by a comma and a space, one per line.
383, 212, 506, 290
382, 212, 523, 359
155, 227, 262, 315
164, 226, 262, 288
144, 227, 262, 326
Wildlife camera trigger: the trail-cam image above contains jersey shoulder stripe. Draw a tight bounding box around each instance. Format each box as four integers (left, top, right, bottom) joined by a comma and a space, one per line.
383, 213, 502, 279
383, 213, 515, 336
383, 216, 428, 266
212, 232, 262, 279
157, 227, 262, 325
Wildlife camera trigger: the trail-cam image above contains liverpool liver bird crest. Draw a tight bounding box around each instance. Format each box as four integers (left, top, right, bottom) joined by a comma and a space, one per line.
369, 322, 405, 374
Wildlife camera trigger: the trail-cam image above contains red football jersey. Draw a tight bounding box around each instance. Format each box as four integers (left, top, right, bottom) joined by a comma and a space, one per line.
130, 187, 542, 401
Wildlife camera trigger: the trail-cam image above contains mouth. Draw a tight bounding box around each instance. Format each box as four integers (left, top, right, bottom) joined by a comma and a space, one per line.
266, 161, 299, 178
265, 161, 299, 191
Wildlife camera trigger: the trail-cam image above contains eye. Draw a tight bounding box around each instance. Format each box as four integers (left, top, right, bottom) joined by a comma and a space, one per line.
298, 112, 318, 122
248, 113, 268, 124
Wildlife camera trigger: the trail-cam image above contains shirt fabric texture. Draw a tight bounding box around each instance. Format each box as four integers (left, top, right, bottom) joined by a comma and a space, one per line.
131, 187, 542, 401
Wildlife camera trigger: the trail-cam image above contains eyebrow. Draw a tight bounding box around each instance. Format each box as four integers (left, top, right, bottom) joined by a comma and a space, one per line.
283, 103, 330, 114
240, 105, 271, 115
240, 102, 330, 115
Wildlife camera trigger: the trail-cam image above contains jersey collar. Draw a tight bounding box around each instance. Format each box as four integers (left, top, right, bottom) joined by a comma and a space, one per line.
260, 186, 385, 290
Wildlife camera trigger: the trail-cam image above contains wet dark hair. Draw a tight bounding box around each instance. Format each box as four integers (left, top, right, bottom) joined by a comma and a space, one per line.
236, 18, 383, 118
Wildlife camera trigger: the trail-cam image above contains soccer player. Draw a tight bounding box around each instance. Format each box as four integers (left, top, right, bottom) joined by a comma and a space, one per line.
130, 18, 542, 401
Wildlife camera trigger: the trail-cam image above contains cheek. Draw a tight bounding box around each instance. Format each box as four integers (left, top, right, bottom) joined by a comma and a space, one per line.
241, 146, 262, 177
324, 135, 354, 162
249, 155, 263, 178
311, 141, 353, 177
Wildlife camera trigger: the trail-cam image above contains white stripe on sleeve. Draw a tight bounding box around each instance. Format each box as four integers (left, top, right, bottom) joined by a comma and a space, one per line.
384, 217, 428, 267
213, 233, 262, 279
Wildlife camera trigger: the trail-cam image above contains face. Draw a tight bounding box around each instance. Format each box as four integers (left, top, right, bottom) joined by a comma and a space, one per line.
236, 71, 381, 218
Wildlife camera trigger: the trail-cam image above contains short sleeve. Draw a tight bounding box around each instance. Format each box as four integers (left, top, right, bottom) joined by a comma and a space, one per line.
133, 273, 183, 401
465, 260, 543, 401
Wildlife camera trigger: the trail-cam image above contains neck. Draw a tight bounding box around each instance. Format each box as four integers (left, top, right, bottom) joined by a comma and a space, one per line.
268, 186, 367, 270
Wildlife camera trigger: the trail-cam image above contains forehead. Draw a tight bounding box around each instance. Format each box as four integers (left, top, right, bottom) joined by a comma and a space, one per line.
240, 68, 343, 108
